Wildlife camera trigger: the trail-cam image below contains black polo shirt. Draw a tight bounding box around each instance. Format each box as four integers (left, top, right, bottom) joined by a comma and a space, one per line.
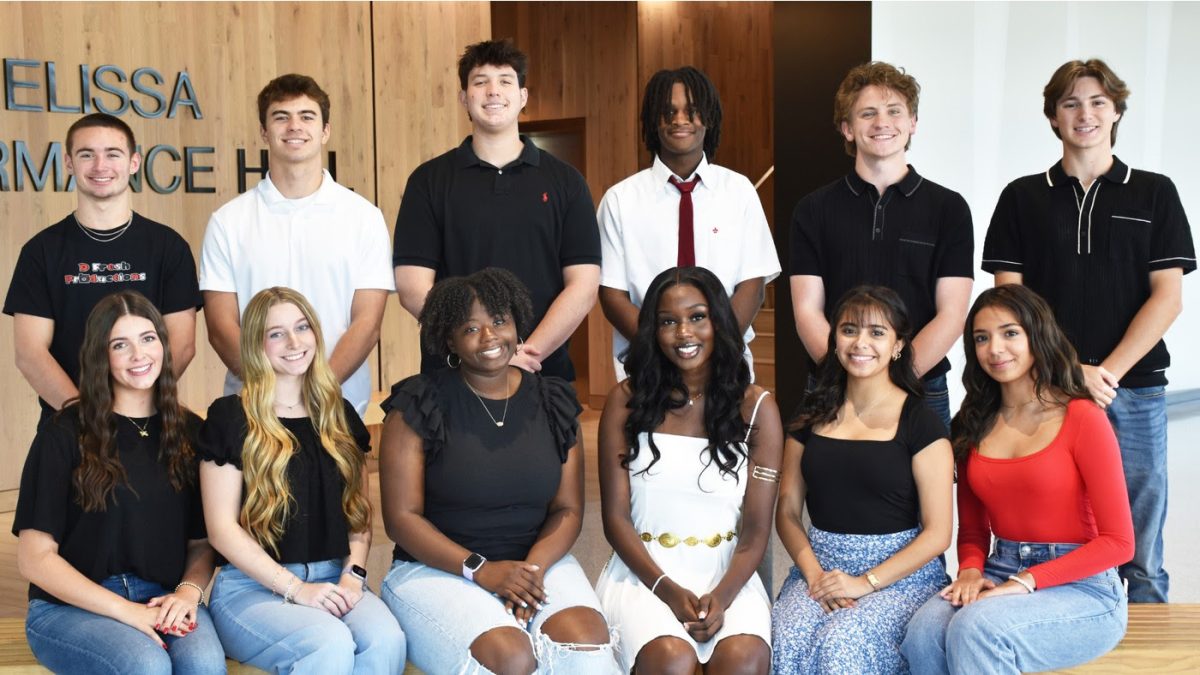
393, 135, 601, 381
982, 157, 1195, 387
790, 166, 975, 379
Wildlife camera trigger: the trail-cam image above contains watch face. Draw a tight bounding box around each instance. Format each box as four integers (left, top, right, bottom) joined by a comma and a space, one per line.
351, 564, 367, 579
464, 553, 486, 570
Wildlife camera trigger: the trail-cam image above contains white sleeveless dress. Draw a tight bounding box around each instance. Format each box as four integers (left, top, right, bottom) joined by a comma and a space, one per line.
596, 392, 772, 671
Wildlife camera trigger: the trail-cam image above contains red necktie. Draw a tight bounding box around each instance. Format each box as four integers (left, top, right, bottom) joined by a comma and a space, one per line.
669, 175, 701, 267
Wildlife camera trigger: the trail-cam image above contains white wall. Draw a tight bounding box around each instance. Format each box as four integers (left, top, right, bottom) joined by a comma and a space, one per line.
872, 1, 1200, 407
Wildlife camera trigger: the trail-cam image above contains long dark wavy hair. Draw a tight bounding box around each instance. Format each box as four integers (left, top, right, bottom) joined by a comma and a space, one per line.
70, 291, 193, 512
952, 285, 1088, 462
790, 285, 923, 432
623, 267, 750, 480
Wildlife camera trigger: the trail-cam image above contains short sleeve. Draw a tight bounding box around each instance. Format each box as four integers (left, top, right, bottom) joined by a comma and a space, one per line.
393, 165, 443, 269
3, 237, 53, 318
198, 213, 237, 292
789, 195, 823, 277
353, 206, 398, 291
539, 375, 582, 462
1148, 176, 1196, 274
935, 192, 975, 279
12, 415, 78, 541
183, 413, 208, 540
736, 177, 782, 284
343, 398, 372, 453
159, 229, 203, 313
981, 182, 1024, 275
900, 397, 949, 456
787, 424, 813, 445
197, 396, 247, 469
597, 188, 630, 291
558, 167, 601, 268
381, 374, 445, 463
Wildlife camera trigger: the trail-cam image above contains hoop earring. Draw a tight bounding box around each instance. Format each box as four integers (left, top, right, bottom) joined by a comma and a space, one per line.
447, 353, 461, 369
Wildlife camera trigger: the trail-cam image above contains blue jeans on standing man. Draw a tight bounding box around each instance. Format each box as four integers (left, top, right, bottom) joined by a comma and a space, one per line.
25, 573, 225, 675
923, 373, 952, 431
1106, 385, 1170, 602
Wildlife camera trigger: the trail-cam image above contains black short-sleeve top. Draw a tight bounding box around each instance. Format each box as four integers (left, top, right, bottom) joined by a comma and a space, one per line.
197, 395, 370, 565
13, 408, 205, 604
382, 369, 581, 562
790, 395, 947, 535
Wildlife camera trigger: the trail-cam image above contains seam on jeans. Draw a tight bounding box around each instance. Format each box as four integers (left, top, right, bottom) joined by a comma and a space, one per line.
210, 592, 307, 666
980, 594, 1124, 638
26, 621, 133, 675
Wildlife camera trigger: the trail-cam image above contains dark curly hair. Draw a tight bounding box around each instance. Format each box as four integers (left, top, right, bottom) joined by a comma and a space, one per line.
951, 285, 1088, 462
70, 290, 194, 512
419, 267, 534, 359
622, 267, 749, 480
790, 285, 923, 432
457, 38, 528, 89
640, 66, 722, 162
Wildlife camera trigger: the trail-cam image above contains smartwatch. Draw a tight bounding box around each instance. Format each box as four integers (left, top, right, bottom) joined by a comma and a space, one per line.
344, 564, 368, 586
463, 552, 487, 581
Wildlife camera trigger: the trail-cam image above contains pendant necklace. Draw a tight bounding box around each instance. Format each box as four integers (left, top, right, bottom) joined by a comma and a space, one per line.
464, 375, 511, 427
124, 415, 151, 438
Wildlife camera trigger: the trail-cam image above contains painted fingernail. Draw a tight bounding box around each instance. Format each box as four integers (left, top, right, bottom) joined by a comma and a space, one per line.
520, 601, 528, 608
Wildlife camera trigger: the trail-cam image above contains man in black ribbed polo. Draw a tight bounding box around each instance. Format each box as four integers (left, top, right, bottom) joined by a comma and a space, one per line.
392, 39, 600, 381
790, 62, 974, 428
982, 59, 1195, 603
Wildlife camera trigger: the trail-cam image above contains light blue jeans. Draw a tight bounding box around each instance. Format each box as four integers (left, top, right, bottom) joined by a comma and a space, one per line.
381, 554, 618, 674
901, 539, 1127, 674
1106, 385, 1169, 602
209, 559, 405, 675
25, 573, 225, 675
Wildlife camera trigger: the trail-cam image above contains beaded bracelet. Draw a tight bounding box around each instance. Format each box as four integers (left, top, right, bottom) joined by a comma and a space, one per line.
1007, 574, 1036, 594
270, 567, 286, 596
283, 577, 300, 604
174, 581, 206, 605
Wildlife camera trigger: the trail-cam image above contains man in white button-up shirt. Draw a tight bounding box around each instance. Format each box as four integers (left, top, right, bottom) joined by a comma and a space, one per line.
598, 67, 780, 380
199, 74, 394, 416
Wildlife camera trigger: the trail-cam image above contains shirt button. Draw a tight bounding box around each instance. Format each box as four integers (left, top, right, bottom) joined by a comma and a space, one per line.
877, 205, 883, 210
498, 169, 503, 175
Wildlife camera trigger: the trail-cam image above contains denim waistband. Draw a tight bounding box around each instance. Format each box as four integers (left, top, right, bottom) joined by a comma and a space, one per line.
994, 538, 1082, 564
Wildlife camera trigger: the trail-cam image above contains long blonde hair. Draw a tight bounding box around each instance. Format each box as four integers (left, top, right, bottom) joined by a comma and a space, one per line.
237, 287, 370, 556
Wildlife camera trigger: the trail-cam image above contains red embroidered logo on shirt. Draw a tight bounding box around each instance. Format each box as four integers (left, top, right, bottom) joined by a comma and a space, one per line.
542, 192, 549, 203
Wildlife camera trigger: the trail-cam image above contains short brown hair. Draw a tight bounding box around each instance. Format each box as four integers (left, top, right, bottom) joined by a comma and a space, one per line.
833, 62, 920, 157
66, 113, 136, 155
257, 74, 331, 127
457, 39, 528, 90
1043, 59, 1129, 146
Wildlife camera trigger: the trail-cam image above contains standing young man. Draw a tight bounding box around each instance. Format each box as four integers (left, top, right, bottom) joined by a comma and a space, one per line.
790, 62, 974, 427
393, 39, 600, 381
598, 66, 780, 380
200, 74, 394, 416
983, 59, 1194, 602
4, 113, 201, 427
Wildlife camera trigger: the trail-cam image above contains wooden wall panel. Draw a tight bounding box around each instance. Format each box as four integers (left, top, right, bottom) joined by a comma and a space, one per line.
491, 2, 639, 405
373, 1, 491, 392
0, 1, 376, 491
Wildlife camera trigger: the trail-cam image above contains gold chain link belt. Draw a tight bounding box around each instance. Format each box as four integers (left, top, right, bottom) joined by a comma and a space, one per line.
640, 530, 736, 548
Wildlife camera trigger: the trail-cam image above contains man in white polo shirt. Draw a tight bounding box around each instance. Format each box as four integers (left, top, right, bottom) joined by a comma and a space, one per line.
200, 74, 393, 416
599, 66, 780, 379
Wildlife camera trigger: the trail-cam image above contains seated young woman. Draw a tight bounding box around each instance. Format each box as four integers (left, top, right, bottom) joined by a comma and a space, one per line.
772, 285, 953, 673
901, 284, 1133, 674
378, 267, 618, 675
15, 290, 224, 674
595, 266, 782, 675
199, 286, 405, 674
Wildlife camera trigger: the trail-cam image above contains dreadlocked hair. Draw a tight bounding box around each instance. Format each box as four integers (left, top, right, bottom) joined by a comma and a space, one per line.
419, 267, 535, 359
622, 267, 749, 481
640, 66, 722, 161
72, 291, 194, 512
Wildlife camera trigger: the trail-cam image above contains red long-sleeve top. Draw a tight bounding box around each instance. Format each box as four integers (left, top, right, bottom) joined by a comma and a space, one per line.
957, 398, 1134, 589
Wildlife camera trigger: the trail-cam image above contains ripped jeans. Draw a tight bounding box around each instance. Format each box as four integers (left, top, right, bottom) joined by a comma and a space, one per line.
382, 554, 619, 674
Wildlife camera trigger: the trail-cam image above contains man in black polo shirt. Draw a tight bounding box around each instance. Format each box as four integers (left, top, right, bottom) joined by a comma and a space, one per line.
4, 113, 201, 428
393, 39, 600, 381
790, 62, 974, 427
983, 59, 1195, 603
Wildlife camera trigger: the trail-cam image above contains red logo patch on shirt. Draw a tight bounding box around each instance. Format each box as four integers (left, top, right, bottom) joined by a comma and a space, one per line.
542, 192, 549, 203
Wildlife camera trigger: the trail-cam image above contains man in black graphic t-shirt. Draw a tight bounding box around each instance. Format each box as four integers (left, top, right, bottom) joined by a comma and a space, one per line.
3, 113, 201, 427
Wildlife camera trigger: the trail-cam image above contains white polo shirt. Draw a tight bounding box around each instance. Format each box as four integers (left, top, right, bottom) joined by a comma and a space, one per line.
199, 170, 395, 416
598, 155, 781, 375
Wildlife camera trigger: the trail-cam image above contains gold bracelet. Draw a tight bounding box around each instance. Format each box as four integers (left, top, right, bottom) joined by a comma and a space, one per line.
174, 581, 206, 605
283, 577, 300, 604
751, 466, 781, 483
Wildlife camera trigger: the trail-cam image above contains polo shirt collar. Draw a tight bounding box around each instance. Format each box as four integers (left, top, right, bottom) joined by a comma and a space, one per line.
843, 164, 924, 198
652, 154, 710, 187
258, 169, 337, 205
1045, 156, 1131, 187
454, 134, 542, 169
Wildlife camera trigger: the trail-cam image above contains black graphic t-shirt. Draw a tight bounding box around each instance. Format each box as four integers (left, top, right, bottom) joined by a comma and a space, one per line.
3, 213, 202, 419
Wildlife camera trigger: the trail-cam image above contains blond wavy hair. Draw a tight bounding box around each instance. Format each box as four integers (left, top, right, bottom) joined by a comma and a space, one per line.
237, 287, 370, 557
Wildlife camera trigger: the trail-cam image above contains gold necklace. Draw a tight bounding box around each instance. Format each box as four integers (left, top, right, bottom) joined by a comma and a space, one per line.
463, 375, 511, 428
124, 415, 150, 438
687, 391, 704, 406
